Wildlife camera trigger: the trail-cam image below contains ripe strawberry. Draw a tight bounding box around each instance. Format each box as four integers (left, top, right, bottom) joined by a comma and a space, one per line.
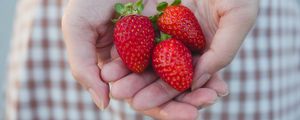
155, 0, 206, 52
152, 38, 193, 91
113, 0, 155, 73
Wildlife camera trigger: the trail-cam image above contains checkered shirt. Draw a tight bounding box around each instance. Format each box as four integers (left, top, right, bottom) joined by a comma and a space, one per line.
5, 0, 300, 120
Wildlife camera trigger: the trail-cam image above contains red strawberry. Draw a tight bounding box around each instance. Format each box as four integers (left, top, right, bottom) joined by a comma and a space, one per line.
152, 38, 193, 91
113, 0, 155, 73
156, 0, 206, 52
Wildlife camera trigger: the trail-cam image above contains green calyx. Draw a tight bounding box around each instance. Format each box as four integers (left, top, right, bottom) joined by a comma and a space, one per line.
150, 0, 181, 23
157, 0, 181, 12
157, 2, 168, 12
156, 32, 171, 43
113, 0, 144, 22
115, 0, 144, 15
171, 0, 181, 6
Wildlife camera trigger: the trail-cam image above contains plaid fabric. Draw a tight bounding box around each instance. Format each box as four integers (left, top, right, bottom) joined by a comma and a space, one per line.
5, 0, 300, 120
6, 0, 148, 120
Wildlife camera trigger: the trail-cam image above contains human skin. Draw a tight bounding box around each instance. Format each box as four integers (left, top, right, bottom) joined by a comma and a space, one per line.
62, 0, 258, 119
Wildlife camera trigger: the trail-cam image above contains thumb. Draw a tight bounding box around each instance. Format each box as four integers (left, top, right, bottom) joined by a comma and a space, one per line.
62, 7, 110, 109
192, 2, 258, 90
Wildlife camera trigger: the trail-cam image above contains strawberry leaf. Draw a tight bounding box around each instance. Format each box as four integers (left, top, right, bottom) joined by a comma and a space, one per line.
113, 0, 145, 23
171, 0, 181, 6
157, 2, 168, 12
115, 3, 125, 15
136, 4, 144, 14
149, 14, 159, 23
124, 2, 134, 8
161, 32, 171, 41
156, 32, 171, 43
134, 0, 144, 14
112, 18, 119, 24
135, 0, 143, 7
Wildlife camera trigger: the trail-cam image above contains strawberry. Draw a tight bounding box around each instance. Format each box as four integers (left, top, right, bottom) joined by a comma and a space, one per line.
154, 0, 206, 52
113, 0, 155, 73
152, 37, 193, 91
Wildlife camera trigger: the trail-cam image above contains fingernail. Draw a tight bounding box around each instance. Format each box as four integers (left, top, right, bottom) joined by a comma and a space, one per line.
88, 88, 105, 110
201, 98, 219, 109
206, 98, 218, 107
192, 73, 211, 91
219, 89, 230, 97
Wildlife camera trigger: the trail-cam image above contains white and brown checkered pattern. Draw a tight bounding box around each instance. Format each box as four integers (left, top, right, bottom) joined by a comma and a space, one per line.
5, 0, 300, 120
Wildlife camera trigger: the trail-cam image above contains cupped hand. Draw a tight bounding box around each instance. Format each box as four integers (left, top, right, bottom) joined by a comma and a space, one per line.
62, 0, 258, 119
61, 0, 178, 110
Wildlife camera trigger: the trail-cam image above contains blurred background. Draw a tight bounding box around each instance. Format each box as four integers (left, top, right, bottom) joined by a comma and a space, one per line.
0, 0, 300, 120
0, 0, 17, 119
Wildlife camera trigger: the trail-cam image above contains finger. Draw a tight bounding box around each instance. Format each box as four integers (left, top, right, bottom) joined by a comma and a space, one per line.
62, 29, 110, 110
129, 56, 199, 109
176, 74, 228, 109
132, 80, 180, 110
192, 1, 259, 89
62, 11, 109, 110
101, 58, 131, 82
176, 88, 218, 109
136, 100, 198, 120
204, 73, 229, 97
111, 70, 158, 99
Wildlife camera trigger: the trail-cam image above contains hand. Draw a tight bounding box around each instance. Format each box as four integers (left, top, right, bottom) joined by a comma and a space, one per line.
60, 0, 180, 110
189, 0, 259, 89
62, 0, 124, 109
62, 0, 258, 119
101, 0, 258, 119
